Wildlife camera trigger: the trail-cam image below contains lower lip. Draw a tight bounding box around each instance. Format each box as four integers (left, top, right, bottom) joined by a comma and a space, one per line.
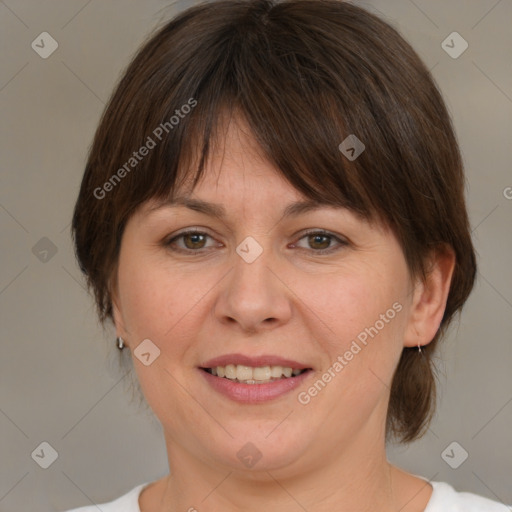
199, 368, 312, 404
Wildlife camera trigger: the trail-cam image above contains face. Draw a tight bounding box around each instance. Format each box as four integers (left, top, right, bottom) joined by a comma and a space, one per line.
111, 116, 429, 477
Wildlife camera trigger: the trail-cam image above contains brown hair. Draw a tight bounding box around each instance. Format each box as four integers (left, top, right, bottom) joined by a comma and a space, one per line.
71, 0, 477, 443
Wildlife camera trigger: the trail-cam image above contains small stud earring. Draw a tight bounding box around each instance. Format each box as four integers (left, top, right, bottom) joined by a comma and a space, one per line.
116, 336, 125, 350
418, 343, 422, 354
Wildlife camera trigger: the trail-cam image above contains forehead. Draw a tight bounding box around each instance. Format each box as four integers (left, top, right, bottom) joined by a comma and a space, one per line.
145, 115, 317, 212
138, 112, 384, 233
143, 126, 342, 220
141, 179, 385, 239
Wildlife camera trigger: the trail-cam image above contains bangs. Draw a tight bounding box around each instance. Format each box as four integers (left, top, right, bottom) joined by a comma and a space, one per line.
118, 2, 395, 225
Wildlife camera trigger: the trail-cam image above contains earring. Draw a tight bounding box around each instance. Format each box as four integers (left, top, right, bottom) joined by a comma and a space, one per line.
116, 336, 125, 350
418, 343, 422, 354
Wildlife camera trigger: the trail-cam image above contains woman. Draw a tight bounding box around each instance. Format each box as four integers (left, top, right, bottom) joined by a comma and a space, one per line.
67, 0, 510, 510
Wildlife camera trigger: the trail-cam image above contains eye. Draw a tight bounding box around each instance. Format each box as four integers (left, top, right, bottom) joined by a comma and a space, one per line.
165, 229, 218, 252
292, 230, 348, 254
164, 229, 348, 255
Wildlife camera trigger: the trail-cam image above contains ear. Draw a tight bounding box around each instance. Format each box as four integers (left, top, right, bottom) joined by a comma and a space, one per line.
403, 245, 456, 348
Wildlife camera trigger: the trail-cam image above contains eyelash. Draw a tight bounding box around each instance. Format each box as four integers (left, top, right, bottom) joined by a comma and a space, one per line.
164, 229, 348, 255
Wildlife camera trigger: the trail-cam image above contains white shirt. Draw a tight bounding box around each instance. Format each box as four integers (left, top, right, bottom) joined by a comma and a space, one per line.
63, 478, 511, 511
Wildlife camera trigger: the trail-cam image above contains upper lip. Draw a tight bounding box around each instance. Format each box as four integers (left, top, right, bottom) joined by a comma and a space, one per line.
200, 353, 312, 370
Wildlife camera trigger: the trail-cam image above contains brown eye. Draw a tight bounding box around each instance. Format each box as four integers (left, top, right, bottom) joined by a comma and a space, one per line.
182, 232, 207, 250
294, 230, 348, 255
165, 230, 215, 252
165, 229, 347, 255
307, 234, 331, 250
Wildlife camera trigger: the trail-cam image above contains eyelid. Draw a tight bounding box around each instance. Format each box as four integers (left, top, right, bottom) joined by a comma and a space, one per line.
164, 228, 219, 250
291, 228, 349, 253
164, 227, 349, 254
297, 228, 348, 242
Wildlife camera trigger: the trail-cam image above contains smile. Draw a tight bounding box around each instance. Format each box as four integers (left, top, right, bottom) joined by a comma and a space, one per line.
199, 364, 313, 403
202, 364, 308, 384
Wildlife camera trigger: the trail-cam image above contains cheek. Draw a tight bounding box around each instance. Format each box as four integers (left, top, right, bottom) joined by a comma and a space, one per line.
118, 269, 163, 337
117, 253, 198, 339
295, 271, 408, 425
304, 269, 405, 350
294, 261, 410, 408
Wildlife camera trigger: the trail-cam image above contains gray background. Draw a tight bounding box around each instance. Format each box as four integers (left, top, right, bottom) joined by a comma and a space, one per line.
1, 0, 511, 510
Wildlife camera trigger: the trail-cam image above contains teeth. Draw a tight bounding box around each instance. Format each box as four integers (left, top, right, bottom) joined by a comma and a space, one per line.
225, 364, 237, 379
208, 364, 306, 382
253, 366, 271, 380
270, 366, 283, 378
236, 365, 253, 381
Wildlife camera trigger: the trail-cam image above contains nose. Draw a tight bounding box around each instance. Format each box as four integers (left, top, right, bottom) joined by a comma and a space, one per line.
215, 241, 293, 334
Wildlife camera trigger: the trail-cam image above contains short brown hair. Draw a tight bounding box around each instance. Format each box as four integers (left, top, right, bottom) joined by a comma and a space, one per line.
71, 0, 477, 443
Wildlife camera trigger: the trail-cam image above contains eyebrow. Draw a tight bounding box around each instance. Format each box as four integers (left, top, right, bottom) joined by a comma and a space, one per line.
156, 196, 343, 220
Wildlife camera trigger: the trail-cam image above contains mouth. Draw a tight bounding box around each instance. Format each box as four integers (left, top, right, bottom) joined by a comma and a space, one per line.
198, 356, 314, 403
200, 365, 311, 384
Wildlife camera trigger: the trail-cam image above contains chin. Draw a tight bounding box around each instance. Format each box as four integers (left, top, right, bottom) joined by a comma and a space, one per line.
200, 421, 315, 474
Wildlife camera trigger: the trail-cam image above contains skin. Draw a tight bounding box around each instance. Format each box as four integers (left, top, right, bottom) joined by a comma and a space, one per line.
111, 114, 455, 512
